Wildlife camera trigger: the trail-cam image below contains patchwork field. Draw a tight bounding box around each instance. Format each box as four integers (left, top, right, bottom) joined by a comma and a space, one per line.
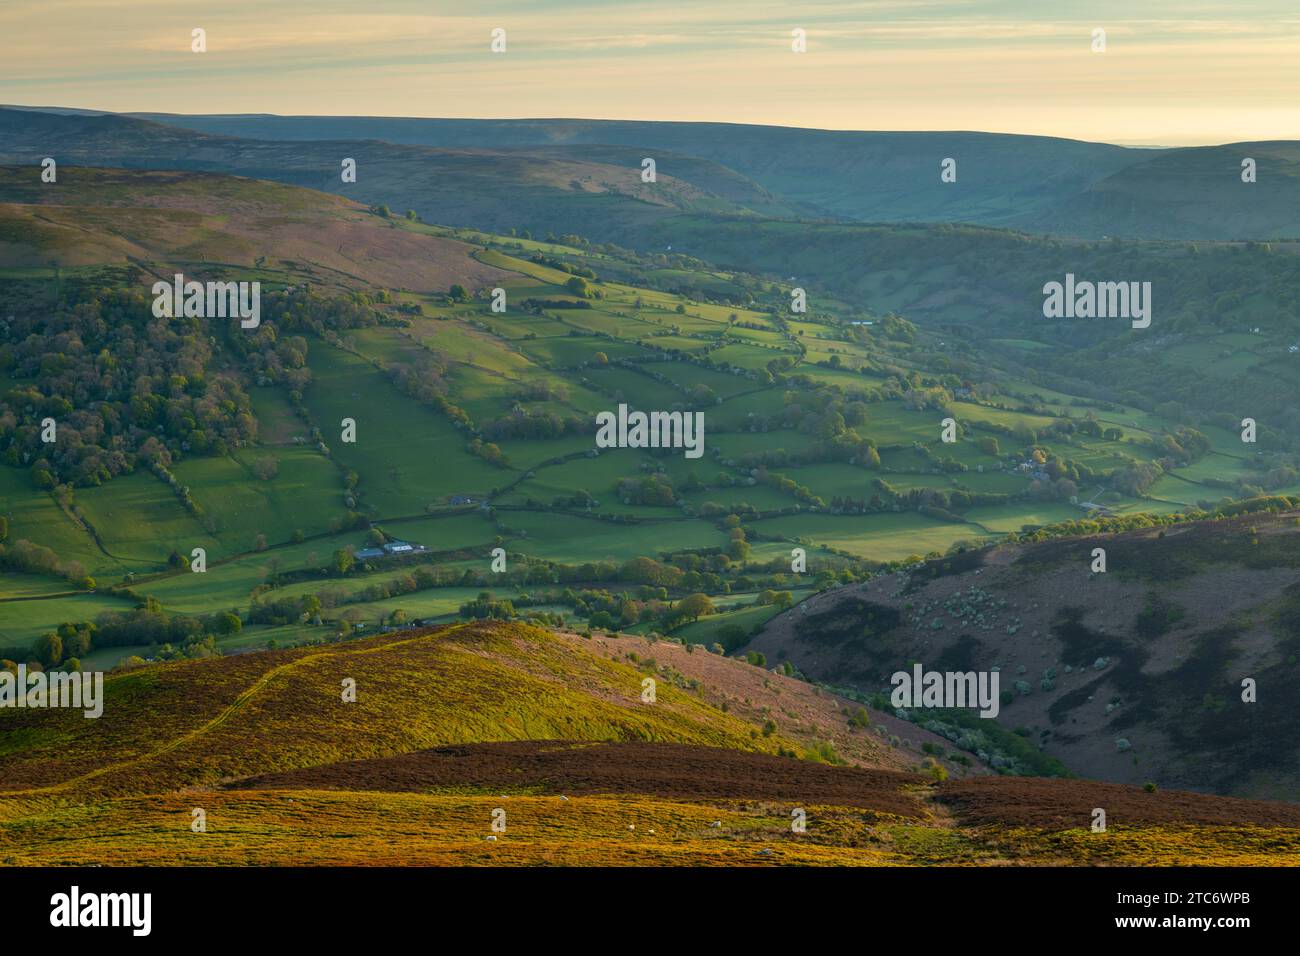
0, 162, 1297, 877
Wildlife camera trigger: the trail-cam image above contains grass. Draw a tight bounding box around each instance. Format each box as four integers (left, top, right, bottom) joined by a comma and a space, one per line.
173, 448, 347, 551
0, 591, 138, 648
72, 471, 219, 570
302, 342, 512, 517
0, 466, 111, 576
0, 622, 790, 798
504, 513, 726, 563
672, 603, 782, 647
0, 189, 1285, 655
4, 789, 1292, 865
750, 512, 982, 561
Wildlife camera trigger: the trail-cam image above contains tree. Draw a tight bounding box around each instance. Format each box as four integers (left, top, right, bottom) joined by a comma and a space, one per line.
716, 624, 747, 651
448, 283, 469, 302
675, 592, 714, 624
333, 548, 355, 574
758, 589, 794, 609
565, 276, 590, 298
252, 456, 280, 481
33, 632, 62, 668
301, 595, 322, 624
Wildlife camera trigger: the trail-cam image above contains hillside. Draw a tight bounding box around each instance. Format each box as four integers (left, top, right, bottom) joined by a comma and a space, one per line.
615, 216, 1300, 442
122, 113, 1149, 229
1017, 141, 1300, 240
0, 151, 1298, 867
0, 165, 508, 292
3, 164, 1299, 682
8, 108, 1300, 446
0, 621, 964, 798
2, 620, 1297, 866
746, 511, 1300, 801
123, 112, 1300, 241
0, 109, 802, 235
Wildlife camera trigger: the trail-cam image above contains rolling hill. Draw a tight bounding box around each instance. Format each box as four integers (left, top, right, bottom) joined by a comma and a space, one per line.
2, 164, 1298, 674
0, 165, 507, 291
2, 619, 1297, 866
7, 106, 1300, 449
746, 511, 1300, 802
121, 113, 1150, 228
0, 109, 804, 237
120, 111, 1300, 240
1, 122, 1299, 867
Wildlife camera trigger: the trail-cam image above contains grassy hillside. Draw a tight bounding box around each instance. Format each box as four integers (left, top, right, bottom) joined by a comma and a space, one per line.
1018, 141, 1300, 240
617, 216, 1300, 442
748, 511, 1300, 801
0, 165, 507, 292
8, 109, 1300, 446
0, 620, 1294, 866
0, 621, 813, 797
3, 165, 1298, 679
1, 620, 1296, 866
3, 109, 1298, 869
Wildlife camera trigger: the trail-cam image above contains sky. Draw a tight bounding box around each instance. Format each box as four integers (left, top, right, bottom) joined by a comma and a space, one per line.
2, 0, 1298, 145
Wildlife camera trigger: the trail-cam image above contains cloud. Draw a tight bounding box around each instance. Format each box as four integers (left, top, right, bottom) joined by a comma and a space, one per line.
0, 0, 1295, 144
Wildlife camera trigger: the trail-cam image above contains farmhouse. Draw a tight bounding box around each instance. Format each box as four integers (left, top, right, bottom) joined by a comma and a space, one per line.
354, 540, 429, 561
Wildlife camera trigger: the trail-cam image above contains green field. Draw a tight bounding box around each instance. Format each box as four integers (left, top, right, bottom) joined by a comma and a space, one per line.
1, 198, 1285, 667
750, 512, 980, 561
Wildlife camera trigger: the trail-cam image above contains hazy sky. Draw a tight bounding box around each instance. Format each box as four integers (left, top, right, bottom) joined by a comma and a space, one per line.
2, 0, 1298, 145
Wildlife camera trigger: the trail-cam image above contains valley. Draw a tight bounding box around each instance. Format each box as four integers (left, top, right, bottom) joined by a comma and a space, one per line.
1, 105, 1298, 867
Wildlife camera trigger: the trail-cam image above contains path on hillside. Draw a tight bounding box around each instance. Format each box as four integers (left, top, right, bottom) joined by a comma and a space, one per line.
0, 625, 466, 798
